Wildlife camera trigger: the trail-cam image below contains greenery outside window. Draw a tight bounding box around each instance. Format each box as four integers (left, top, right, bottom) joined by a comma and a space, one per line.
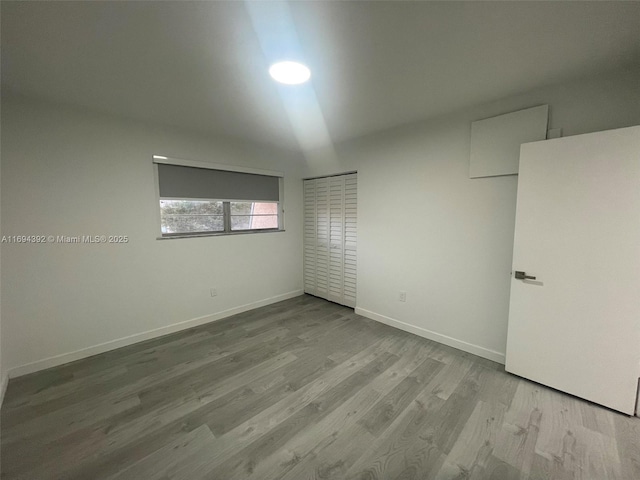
160, 199, 224, 234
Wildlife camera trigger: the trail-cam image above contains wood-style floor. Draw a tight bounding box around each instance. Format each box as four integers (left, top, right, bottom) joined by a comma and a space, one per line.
1, 295, 638, 480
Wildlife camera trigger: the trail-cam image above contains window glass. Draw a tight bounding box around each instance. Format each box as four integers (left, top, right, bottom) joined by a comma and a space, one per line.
160, 200, 224, 234
230, 201, 279, 231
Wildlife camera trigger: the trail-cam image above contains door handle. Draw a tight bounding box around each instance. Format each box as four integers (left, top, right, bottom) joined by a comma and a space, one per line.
515, 271, 536, 280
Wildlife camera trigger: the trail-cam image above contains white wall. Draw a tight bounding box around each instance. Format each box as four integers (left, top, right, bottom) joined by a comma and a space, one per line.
1, 94, 304, 376
2, 66, 638, 376
303, 67, 640, 363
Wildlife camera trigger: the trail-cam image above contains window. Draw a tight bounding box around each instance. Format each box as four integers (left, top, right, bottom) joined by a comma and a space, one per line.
154, 157, 283, 237
230, 201, 279, 231
160, 199, 224, 234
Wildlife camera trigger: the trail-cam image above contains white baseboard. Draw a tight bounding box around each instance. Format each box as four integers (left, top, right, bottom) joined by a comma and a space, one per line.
0, 371, 8, 407
355, 307, 506, 365
9, 290, 304, 379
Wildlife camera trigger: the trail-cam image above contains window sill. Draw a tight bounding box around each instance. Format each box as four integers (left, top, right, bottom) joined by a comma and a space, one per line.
156, 229, 285, 240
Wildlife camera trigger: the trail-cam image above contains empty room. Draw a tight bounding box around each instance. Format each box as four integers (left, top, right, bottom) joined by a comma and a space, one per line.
1, 1, 640, 479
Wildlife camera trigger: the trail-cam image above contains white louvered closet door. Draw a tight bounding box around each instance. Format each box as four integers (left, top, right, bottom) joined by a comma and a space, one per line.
327, 176, 345, 305
303, 174, 357, 308
303, 180, 317, 295
314, 177, 330, 299
343, 174, 357, 307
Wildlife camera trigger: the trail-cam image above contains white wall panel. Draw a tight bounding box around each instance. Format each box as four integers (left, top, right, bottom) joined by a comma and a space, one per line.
469, 104, 549, 178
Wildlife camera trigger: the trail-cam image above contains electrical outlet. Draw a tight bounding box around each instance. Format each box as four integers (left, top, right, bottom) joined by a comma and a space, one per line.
210, 288, 217, 297
399, 291, 406, 302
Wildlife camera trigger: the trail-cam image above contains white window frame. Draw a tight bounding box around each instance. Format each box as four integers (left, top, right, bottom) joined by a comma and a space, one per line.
152, 155, 285, 239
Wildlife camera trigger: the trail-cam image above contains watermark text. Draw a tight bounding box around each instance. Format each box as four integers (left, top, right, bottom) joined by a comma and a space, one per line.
1, 235, 129, 244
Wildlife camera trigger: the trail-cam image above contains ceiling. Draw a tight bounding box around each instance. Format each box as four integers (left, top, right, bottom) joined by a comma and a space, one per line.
3, 1, 640, 151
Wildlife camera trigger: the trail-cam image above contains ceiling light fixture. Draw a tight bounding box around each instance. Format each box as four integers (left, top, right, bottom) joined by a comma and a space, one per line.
269, 61, 311, 85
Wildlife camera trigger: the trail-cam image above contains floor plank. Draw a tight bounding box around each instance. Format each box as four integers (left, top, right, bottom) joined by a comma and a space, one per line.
2, 294, 638, 480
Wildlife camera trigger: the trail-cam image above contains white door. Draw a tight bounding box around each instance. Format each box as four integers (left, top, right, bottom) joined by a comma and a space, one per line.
303, 179, 318, 295
303, 174, 357, 308
328, 176, 345, 305
343, 174, 357, 307
315, 177, 330, 299
506, 125, 640, 415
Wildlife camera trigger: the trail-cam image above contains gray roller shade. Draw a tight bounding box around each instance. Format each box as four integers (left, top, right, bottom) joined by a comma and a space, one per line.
158, 164, 280, 201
